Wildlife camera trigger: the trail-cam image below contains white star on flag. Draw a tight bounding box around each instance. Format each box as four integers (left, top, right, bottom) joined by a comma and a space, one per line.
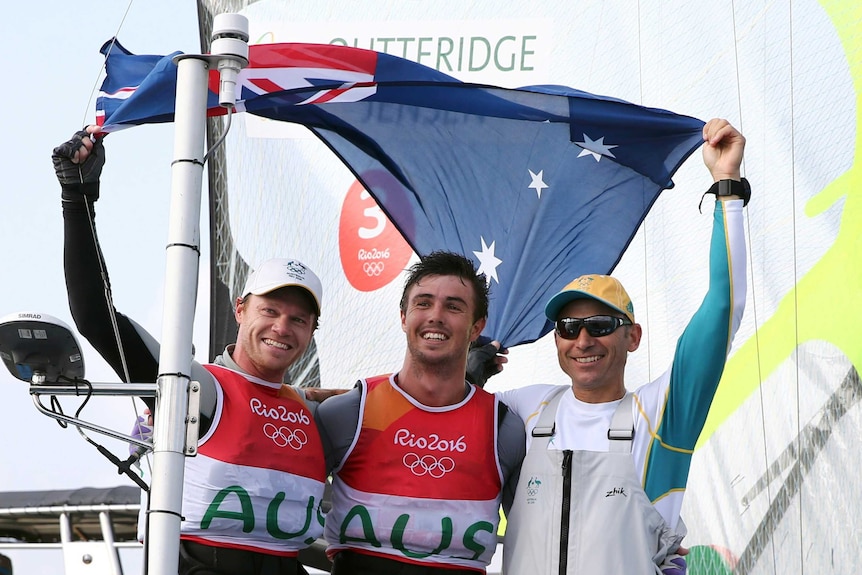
575, 134, 618, 162
473, 237, 502, 285
528, 169, 549, 198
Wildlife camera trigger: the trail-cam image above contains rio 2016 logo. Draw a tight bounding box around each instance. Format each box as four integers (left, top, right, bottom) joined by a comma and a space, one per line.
338, 173, 413, 291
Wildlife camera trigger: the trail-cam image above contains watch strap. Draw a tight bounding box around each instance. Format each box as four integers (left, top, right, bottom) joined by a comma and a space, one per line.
699, 177, 751, 211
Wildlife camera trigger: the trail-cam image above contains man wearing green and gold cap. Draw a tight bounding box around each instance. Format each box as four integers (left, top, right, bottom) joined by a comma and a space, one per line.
496, 118, 750, 574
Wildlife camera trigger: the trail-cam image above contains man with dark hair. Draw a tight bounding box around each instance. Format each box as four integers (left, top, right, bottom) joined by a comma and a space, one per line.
316, 251, 525, 574
398, 251, 490, 321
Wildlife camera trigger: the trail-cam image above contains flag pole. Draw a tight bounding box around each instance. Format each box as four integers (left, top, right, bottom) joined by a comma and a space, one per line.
146, 52, 208, 575
147, 13, 248, 574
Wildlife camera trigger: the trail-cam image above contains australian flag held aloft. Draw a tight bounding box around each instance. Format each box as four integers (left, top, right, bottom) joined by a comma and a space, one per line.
96, 39, 705, 348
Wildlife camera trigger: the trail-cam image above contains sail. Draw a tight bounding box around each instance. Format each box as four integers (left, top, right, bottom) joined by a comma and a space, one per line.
190, 1, 861, 573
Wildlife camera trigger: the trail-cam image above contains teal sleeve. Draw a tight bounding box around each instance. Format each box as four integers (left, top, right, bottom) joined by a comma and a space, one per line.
643, 199, 746, 500
663, 200, 744, 447
662, 202, 735, 447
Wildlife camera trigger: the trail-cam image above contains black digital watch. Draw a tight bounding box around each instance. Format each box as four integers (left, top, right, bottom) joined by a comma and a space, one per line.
699, 177, 751, 211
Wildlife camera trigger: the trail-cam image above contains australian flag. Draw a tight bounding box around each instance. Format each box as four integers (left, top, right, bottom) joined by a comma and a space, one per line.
96, 39, 705, 348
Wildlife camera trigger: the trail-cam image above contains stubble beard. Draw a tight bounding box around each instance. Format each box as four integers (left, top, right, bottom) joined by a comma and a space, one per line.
407, 340, 461, 378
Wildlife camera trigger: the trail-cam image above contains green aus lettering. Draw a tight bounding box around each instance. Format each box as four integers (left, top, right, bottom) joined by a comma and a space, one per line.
339, 505, 382, 547
201, 487, 324, 540
201, 485, 255, 533
392, 514, 453, 559
457, 521, 494, 561
267, 494, 316, 540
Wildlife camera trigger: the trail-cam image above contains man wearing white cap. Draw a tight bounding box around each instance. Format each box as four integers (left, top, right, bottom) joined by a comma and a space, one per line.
494, 118, 750, 573
53, 129, 327, 575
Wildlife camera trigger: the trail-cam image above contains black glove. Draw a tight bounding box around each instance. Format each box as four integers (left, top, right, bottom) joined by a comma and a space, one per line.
52, 130, 105, 201
466, 339, 503, 389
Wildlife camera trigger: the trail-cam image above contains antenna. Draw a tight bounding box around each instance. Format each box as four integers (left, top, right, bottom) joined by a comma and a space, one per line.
210, 13, 249, 108
0, 312, 84, 384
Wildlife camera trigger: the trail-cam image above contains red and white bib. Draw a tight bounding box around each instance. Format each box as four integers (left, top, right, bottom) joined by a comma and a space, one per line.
326, 374, 503, 570
181, 364, 326, 555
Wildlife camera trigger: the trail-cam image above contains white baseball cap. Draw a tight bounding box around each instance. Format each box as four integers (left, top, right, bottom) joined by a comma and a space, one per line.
242, 258, 322, 315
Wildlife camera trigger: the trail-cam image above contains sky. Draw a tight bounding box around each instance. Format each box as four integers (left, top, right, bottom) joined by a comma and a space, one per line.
1, 1, 206, 572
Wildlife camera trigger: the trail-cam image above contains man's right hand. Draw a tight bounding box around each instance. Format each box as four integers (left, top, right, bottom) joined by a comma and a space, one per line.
52, 126, 105, 188
304, 387, 349, 402
129, 412, 154, 457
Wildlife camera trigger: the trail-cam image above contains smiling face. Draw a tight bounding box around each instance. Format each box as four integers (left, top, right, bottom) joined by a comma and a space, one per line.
232, 287, 317, 382
401, 274, 486, 372
555, 298, 641, 403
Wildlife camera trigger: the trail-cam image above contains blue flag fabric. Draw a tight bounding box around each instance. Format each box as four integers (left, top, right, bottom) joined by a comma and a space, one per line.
96, 39, 705, 347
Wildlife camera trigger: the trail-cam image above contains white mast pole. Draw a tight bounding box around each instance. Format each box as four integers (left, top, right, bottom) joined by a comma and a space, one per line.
146, 52, 208, 575
146, 13, 248, 574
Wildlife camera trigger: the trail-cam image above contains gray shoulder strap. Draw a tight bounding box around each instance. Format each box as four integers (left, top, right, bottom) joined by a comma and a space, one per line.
607, 392, 634, 453
532, 386, 568, 437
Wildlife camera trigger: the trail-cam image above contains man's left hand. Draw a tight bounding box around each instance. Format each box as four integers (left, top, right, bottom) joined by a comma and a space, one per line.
702, 118, 745, 182
466, 339, 508, 388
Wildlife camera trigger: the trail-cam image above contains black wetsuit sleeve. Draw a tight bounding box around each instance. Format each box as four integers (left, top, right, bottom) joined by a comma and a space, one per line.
497, 401, 526, 516
315, 386, 362, 473
62, 188, 159, 410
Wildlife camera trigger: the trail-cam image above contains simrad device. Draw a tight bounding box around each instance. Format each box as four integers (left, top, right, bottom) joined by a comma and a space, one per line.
0, 311, 84, 384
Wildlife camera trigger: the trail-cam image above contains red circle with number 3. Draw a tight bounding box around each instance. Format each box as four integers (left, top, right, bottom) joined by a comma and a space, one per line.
339, 178, 413, 292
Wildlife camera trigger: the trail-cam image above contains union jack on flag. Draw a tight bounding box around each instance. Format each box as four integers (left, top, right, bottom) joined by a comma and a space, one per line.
97, 39, 441, 129
231, 43, 378, 106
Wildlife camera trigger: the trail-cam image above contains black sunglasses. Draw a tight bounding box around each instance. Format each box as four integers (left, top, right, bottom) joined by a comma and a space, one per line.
555, 315, 632, 339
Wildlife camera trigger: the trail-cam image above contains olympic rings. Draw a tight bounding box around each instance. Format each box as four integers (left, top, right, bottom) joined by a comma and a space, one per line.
263, 422, 308, 450
363, 261, 385, 276
402, 452, 456, 478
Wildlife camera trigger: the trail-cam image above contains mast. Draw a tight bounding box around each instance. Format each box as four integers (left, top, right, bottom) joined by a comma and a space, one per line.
147, 14, 248, 574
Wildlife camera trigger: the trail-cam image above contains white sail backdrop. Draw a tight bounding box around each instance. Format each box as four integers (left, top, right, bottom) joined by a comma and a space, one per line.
199, 1, 861, 572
